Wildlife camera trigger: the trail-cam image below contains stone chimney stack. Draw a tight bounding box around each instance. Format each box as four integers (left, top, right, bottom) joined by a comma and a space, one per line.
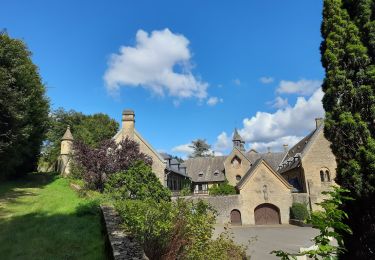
315, 118, 324, 129
122, 109, 135, 138
283, 144, 289, 152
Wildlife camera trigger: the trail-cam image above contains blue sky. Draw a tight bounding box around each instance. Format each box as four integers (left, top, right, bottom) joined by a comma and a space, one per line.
1, 0, 325, 157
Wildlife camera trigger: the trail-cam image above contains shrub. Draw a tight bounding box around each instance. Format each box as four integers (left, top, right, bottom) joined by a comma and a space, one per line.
73, 137, 152, 191
209, 181, 237, 196
115, 198, 247, 260
105, 161, 171, 202
290, 202, 309, 221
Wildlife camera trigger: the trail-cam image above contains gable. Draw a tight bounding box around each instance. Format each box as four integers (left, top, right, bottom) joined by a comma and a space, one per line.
237, 160, 292, 191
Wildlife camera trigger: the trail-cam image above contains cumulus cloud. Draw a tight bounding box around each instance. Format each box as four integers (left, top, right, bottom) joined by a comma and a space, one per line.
212, 87, 324, 154
276, 79, 321, 95
249, 135, 302, 153
268, 96, 289, 109
206, 96, 224, 106
260, 76, 274, 84
171, 143, 194, 155
104, 28, 208, 99
213, 132, 231, 152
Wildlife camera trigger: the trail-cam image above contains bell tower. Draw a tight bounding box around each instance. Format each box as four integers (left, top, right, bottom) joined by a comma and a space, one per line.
232, 128, 245, 151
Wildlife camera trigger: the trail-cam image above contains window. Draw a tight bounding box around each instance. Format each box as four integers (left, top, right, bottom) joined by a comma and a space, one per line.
198, 172, 204, 177
231, 156, 241, 169
236, 175, 242, 181
320, 170, 325, 182
214, 170, 219, 176
320, 168, 331, 182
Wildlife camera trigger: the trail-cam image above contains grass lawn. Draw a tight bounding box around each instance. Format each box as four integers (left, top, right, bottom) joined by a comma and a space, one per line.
0, 173, 106, 260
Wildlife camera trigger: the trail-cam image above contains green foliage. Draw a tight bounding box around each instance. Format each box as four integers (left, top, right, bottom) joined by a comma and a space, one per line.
290, 203, 309, 221
41, 108, 118, 166
189, 139, 212, 157
209, 181, 237, 196
180, 186, 192, 196
115, 198, 247, 260
105, 161, 171, 202
272, 187, 353, 260
321, 0, 375, 257
0, 32, 50, 179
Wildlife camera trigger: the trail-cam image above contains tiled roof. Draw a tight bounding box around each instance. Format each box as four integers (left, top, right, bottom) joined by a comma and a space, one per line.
185, 156, 227, 183
245, 151, 286, 171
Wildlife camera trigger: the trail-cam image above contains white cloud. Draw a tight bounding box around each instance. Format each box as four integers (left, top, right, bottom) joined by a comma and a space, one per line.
212, 88, 324, 154
239, 88, 324, 143
104, 28, 208, 99
260, 76, 274, 84
249, 135, 302, 153
233, 78, 241, 86
171, 143, 194, 155
206, 96, 223, 106
213, 132, 231, 152
277, 79, 321, 95
269, 96, 289, 109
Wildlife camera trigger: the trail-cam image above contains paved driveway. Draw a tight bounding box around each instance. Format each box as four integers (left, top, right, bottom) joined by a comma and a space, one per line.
214, 224, 319, 260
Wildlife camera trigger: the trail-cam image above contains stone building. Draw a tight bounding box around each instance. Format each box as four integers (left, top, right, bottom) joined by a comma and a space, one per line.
184, 118, 337, 225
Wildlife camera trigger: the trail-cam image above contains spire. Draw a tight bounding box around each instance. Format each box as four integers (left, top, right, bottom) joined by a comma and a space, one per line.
232, 128, 245, 151
233, 128, 243, 142
61, 125, 74, 141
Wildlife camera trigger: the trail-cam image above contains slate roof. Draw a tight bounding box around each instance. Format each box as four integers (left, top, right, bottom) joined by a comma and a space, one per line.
233, 128, 243, 141
184, 156, 227, 182
277, 124, 323, 174
245, 151, 286, 171
61, 126, 73, 141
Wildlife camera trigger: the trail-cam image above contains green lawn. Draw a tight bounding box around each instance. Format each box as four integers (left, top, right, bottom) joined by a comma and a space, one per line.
0, 173, 106, 260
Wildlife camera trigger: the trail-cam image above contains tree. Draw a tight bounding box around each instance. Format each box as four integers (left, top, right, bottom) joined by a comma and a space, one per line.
41, 108, 118, 166
73, 137, 152, 191
0, 32, 49, 179
189, 139, 212, 158
321, 0, 375, 258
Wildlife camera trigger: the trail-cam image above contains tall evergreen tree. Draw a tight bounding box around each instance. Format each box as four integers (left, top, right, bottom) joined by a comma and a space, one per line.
189, 139, 212, 158
321, 0, 375, 258
0, 32, 50, 179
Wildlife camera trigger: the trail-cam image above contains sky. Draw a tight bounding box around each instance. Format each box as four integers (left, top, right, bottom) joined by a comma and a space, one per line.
1, 0, 325, 158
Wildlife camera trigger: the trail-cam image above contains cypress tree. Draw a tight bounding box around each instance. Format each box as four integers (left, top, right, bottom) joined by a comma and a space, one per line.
321, 0, 375, 258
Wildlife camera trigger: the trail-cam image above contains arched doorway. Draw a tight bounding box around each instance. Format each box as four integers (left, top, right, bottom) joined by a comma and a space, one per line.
230, 209, 242, 225
254, 203, 280, 225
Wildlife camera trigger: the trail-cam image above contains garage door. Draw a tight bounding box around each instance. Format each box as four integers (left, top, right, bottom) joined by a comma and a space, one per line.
230, 209, 242, 225
254, 203, 280, 225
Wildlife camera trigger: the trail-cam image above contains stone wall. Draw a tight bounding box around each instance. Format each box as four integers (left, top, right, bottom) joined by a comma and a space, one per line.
100, 205, 148, 260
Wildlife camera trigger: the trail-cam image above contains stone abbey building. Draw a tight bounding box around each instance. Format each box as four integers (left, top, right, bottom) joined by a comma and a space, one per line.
59, 110, 337, 225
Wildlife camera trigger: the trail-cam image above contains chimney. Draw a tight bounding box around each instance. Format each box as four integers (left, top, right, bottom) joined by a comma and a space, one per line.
122, 109, 135, 138
315, 118, 323, 129
283, 144, 289, 152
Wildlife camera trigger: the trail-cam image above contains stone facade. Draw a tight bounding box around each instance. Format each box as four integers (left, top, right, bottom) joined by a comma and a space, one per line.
58, 126, 74, 176
113, 110, 166, 184
184, 119, 338, 225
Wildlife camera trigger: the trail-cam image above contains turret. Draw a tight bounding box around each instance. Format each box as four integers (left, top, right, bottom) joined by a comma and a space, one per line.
59, 125, 74, 176
232, 128, 245, 151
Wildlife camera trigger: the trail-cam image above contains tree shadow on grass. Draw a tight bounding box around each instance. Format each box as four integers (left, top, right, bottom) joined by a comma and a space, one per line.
0, 210, 106, 260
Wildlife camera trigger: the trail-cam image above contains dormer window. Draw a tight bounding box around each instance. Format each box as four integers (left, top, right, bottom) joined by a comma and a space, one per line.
198, 172, 204, 177
214, 170, 219, 176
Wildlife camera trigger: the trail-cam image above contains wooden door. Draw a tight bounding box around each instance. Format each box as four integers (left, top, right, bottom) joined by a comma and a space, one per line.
254, 204, 280, 225
230, 210, 242, 225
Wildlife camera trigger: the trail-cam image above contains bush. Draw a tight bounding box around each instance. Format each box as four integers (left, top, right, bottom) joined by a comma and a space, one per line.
209, 181, 237, 196
290, 203, 309, 221
115, 198, 247, 260
105, 161, 171, 202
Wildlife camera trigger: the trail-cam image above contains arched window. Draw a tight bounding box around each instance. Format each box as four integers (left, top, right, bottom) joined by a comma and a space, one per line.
320, 168, 331, 182
325, 170, 330, 182
231, 156, 241, 169
320, 170, 325, 182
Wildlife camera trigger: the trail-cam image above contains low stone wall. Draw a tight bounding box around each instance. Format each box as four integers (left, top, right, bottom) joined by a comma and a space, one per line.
100, 205, 148, 260
177, 195, 242, 224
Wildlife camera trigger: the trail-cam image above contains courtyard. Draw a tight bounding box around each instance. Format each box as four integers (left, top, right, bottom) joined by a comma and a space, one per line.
214, 224, 319, 260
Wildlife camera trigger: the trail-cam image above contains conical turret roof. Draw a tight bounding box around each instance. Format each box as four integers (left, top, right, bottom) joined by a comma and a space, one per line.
232, 128, 243, 142
61, 126, 74, 141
